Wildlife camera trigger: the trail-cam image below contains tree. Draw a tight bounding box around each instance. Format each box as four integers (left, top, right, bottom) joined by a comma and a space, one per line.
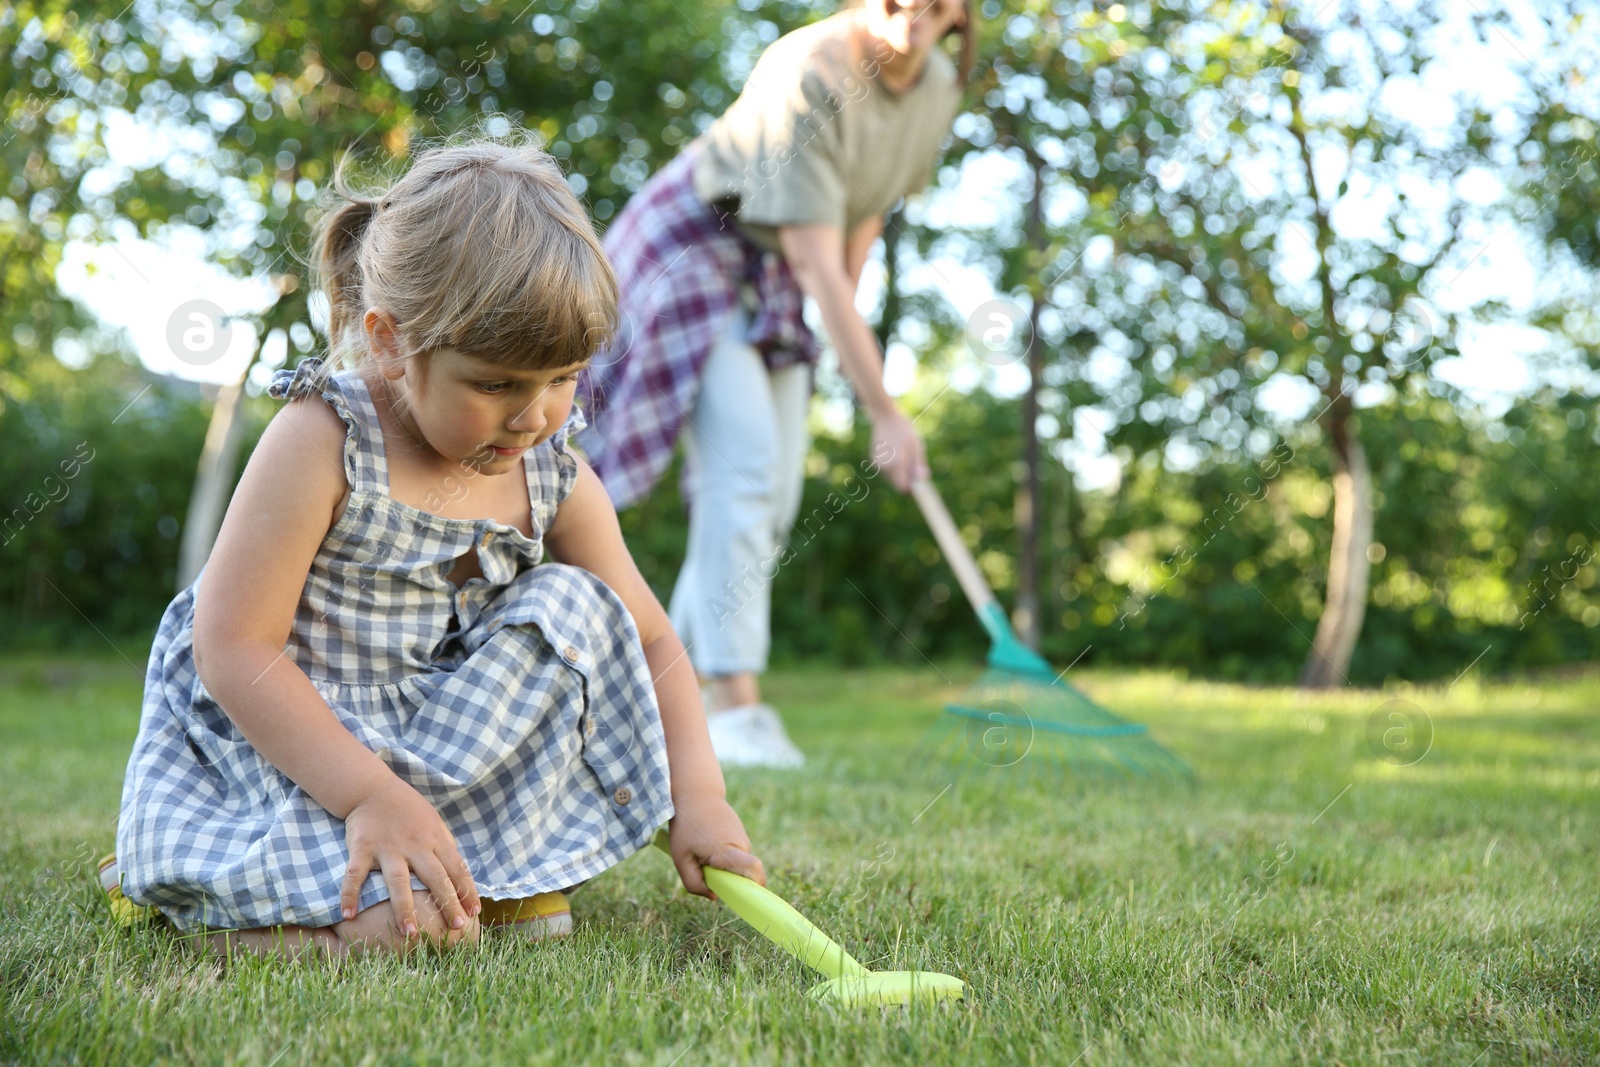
930, 0, 1524, 686
3, 0, 760, 592
906, 0, 1098, 651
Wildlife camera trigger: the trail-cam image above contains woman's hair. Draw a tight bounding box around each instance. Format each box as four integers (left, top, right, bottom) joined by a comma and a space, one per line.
312, 126, 616, 371
947, 1, 977, 84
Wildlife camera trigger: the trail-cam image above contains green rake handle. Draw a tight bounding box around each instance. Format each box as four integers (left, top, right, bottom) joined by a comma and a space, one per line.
910, 478, 1055, 680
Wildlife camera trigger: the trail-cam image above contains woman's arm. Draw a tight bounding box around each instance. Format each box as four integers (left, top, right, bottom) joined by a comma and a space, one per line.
545, 458, 766, 895
191, 396, 478, 933
779, 221, 928, 491
844, 214, 885, 294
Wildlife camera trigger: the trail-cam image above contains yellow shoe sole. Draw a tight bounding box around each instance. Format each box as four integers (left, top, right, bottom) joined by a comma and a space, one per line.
96, 854, 157, 927
479, 891, 573, 941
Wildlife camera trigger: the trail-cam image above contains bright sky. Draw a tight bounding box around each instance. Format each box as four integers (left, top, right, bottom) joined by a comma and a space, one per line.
51, 0, 1594, 488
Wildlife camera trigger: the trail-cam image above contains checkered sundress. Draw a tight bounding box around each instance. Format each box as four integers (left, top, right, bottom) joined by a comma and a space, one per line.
115, 358, 674, 933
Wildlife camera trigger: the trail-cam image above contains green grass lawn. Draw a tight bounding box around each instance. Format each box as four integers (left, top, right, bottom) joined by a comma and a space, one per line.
2, 655, 1597, 1065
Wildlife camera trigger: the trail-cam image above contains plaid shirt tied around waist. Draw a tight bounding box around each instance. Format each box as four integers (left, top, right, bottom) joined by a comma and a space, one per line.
576, 140, 820, 509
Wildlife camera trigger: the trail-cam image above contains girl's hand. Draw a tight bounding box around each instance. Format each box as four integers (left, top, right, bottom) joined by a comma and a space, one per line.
339, 776, 481, 938
869, 408, 930, 493
668, 797, 766, 899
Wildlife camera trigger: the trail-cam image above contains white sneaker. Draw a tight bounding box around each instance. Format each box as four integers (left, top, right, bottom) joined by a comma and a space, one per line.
705, 703, 805, 768
704, 706, 768, 766
743, 703, 807, 767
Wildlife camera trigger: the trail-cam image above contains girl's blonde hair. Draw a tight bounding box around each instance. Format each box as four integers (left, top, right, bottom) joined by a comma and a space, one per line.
313, 129, 616, 371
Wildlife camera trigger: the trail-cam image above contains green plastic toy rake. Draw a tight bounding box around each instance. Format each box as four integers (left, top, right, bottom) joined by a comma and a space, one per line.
910, 479, 1191, 783
653, 831, 963, 1006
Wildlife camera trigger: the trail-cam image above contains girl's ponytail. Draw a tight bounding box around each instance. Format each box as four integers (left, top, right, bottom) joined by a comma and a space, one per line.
313, 160, 380, 365
306, 126, 617, 373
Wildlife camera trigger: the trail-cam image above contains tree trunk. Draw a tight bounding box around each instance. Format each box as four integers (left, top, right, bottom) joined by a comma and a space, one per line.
1013, 151, 1047, 649
1047, 449, 1061, 630
874, 207, 904, 353
1288, 86, 1373, 689
1014, 298, 1044, 649
1298, 409, 1374, 689
177, 360, 257, 590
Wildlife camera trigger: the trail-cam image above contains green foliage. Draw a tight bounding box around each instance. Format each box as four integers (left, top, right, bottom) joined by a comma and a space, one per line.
0, 0, 819, 377
0, 368, 224, 647
932, 0, 1532, 463
9, 367, 1592, 682
625, 378, 1600, 684
3, 1, 1599, 684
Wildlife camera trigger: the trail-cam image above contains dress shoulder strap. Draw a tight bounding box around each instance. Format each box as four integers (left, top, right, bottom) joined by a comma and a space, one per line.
522, 405, 588, 536
267, 358, 389, 494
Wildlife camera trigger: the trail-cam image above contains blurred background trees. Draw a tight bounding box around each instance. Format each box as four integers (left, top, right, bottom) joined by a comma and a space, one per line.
2, 0, 1598, 685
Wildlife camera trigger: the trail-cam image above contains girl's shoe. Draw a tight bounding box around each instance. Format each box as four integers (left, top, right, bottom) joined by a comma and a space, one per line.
705, 704, 805, 768
96, 854, 157, 927
479, 892, 573, 941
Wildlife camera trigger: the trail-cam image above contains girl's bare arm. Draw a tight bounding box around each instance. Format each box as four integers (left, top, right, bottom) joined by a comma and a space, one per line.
191, 396, 478, 931
545, 458, 765, 895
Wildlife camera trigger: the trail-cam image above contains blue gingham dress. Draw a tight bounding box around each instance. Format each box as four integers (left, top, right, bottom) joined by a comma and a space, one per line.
116, 358, 674, 933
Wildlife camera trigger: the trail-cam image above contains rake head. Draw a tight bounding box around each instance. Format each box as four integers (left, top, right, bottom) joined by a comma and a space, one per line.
918, 621, 1193, 787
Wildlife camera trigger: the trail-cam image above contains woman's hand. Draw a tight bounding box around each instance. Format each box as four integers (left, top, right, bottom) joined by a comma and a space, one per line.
668, 797, 766, 899
781, 222, 934, 493
339, 775, 481, 938
870, 407, 930, 492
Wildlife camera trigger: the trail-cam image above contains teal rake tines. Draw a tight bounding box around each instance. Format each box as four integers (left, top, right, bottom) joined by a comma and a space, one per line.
910, 479, 1191, 782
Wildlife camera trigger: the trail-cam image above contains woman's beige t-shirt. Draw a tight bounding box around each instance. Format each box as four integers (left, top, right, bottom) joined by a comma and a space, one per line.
693, 13, 963, 253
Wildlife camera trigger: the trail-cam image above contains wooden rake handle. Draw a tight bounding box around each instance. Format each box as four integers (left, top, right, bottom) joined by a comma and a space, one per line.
909, 478, 996, 617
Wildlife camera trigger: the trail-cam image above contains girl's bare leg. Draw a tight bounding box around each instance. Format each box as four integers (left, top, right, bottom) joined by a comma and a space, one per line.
188, 892, 479, 961
190, 924, 344, 962
332, 892, 480, 956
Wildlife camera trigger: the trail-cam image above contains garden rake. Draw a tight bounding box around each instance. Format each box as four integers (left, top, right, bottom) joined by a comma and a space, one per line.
909, 478, 1191, 783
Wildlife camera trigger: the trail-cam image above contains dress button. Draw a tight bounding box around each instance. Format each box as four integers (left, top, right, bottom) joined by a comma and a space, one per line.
612, 786, 632, 806
480, 531, 494, 548
583, 717, 596, 738
563, 646, 580, 663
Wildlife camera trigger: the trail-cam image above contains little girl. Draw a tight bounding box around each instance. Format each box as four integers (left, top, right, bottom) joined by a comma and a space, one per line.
111, 134, 765, 960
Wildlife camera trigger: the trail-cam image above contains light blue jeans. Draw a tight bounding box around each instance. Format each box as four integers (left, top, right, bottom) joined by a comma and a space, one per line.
668, 301, 811, 676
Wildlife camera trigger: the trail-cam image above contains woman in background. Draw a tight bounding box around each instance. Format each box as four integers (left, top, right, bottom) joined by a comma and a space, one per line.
580, 0, 973, 766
